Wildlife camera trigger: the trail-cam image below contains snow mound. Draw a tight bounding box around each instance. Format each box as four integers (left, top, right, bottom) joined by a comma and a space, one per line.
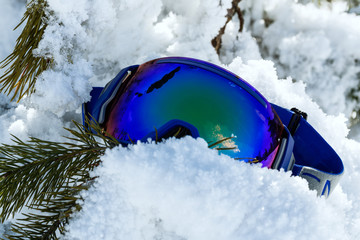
252, 1, 360, 117
65, 137, 347, 240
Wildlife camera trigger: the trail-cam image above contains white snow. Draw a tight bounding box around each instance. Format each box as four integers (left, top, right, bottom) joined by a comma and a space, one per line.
244, 0, 360, 117
65, 137, 349, 240
0, 0, 360, 239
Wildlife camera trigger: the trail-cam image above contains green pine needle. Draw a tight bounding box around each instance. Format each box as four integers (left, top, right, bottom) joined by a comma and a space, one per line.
0, 117, 119, 239
0, 115, 242, 239
0, 0, 52, 102
208, 136, 235, 149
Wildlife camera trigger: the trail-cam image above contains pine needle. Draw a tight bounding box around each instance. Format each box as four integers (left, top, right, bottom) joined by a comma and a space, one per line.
0, 116, 251, 239
208, 136, 235, 148
0, 117, 119, 239
0, 0, 52, 102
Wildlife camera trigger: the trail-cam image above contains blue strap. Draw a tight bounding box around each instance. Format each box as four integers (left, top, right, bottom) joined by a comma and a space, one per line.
82, 65, 139, 126
82, 87, 103, 126
271, 104, 344, 175
271, 104, 344, 197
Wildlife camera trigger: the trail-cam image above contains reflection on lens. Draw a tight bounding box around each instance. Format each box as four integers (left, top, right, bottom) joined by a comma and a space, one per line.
104, 58, 284, 167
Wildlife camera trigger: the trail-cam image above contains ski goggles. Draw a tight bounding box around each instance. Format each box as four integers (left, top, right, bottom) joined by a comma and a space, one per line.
82, 57, 344, 198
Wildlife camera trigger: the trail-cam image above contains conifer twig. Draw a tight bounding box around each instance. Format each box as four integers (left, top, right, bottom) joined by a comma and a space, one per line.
211, 0, 244, 55
0, 0, 52, 102
0, 118, 119, 239
0, 114, 242, 239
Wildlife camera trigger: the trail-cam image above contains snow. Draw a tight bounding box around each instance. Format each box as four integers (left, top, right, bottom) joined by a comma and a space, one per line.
245, 0, 360, 116
65, 137, 348, 240
0, 0, 360, 239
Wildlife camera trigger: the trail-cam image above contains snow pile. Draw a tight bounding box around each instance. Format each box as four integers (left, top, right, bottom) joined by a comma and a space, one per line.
243, 0, 360, 117
65, 137, 348, 240
0, 0, 360, 239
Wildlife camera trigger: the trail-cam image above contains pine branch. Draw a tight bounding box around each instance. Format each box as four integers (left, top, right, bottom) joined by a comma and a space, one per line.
0, 0, 52, 102
0, 118, 119, 239
7, 182, 88, 240
0, 115, 238, 239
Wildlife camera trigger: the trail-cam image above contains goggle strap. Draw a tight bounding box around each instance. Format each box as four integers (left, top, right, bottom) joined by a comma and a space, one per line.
296, 165, 344, 197
288, 108, 307, 136
272, 128, 295, 171
82, 65, 139, 127
98, 70, 132, 124
271, 103, 344, 198
82, 87, 103, 129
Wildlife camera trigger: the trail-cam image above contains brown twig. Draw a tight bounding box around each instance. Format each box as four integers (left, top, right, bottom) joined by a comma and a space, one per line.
211, 0, 244, 55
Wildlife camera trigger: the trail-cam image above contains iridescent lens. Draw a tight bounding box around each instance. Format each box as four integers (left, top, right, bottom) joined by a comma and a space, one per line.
103, 58, 284, 167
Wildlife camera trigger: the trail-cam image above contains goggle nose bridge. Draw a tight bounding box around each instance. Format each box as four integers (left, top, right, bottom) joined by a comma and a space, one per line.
140, 119, 200, 142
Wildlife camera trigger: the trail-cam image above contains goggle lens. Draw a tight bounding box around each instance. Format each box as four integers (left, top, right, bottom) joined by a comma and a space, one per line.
103, 59, 284, 167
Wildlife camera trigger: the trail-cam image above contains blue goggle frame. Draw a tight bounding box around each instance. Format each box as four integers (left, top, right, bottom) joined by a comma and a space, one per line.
82, 57, 344, 198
